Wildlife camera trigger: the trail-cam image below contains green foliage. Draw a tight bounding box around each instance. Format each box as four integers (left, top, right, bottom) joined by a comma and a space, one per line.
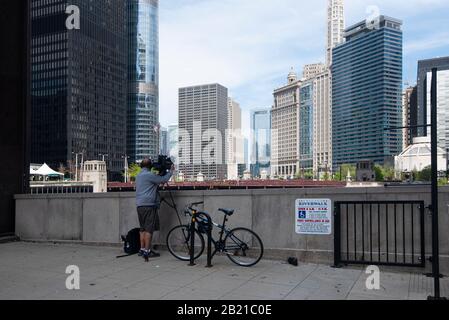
127, 163, 141, 182
438, 178, 448, 186
414, 166, 431, 181
334, 164, 356, 181
374, 165, 395, 181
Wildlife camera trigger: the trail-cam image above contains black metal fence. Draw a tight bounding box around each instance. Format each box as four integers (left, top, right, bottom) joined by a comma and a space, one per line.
334, 201, 425, 268
30, 185, 93, 194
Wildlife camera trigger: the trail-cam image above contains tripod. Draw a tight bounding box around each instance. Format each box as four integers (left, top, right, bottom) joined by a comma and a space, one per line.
158, 183, 184, 226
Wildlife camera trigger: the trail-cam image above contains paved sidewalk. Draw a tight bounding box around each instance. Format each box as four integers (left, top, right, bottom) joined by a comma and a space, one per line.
0, 242, 447, 300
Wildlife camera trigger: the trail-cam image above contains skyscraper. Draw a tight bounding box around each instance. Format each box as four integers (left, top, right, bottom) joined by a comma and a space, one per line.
332, 16, 403, 168
168, 124, 179, 164
227, 98, 243, 180
402, 86, 418, 150
30, 0, 127, 178
299, 81, 314, 174
272, 69, 301, 178
178, 84, 228, 180
127, 0, 159, 164
326, 0, 345, 67
159, 127, 168, 156
417, 57, 449, 156
250, 108, 271, 178
313, 70, 332, 178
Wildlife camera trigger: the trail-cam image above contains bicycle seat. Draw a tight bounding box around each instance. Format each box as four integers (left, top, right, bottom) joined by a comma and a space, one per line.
219, 208, 234, 216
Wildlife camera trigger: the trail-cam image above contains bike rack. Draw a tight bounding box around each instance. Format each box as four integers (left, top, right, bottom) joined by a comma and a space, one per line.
189, 210, 213, 268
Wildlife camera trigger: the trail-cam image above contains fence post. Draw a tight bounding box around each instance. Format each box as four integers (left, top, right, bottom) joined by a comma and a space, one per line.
333, 203, 342, 268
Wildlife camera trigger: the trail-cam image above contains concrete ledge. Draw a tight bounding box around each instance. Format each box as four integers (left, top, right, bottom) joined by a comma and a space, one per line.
14, 187, 449, 274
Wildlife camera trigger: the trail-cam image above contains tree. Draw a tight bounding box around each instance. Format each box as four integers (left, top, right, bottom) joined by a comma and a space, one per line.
334, 164, 356, 181
127, 163, 141, 182
414, 166, 431, 181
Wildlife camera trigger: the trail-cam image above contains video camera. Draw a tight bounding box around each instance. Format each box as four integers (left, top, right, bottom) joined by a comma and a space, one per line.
152, 155, 173, 176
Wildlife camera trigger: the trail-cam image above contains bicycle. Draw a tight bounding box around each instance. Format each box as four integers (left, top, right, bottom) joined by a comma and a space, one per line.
166, 201, 264, 267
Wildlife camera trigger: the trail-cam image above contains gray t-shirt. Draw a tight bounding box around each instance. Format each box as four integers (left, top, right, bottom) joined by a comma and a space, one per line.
135, 168, 173, 208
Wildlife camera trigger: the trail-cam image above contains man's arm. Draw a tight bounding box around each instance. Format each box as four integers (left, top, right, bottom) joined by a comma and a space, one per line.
148, 169, 174, 185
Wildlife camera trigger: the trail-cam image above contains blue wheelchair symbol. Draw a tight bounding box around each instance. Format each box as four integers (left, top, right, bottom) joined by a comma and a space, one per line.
298, 211, 306, 219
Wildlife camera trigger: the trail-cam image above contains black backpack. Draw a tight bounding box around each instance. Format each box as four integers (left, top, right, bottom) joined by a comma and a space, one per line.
117, 228, 141, 258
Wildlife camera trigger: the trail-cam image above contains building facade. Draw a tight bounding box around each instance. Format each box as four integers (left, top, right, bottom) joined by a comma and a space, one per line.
227, 98, 243, 180
402, 86, 418, 150
250, 108, 271, 178
332, 16, 403, 169
167, 124, 178, 164
303, 63, 325, 80
127, 0, 159, 164
313, 70, 332, 178
30, 0, 127, 179
178, 84, 228, 180
299, 81, 314, 174
326, 0, 345, 67
159, 126, 168, 155
272, 70, 301, 178
417, 57, 449, 159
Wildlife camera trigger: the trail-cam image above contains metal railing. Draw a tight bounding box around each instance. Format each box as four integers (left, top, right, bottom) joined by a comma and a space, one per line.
334, 201, 425, 268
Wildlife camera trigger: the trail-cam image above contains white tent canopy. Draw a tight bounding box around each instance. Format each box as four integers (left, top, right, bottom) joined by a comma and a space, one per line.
31, 163, 64, 176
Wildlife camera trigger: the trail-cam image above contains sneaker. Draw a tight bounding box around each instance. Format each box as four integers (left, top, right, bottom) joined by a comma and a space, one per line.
138, 249, 145, 257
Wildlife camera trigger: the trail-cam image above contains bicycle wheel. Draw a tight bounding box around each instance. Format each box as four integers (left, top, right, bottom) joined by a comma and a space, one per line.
166, 225, 205, 261
224, 227, 264, 267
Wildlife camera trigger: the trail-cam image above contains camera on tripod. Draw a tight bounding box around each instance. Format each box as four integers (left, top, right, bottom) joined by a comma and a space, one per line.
152, 155, 174, 176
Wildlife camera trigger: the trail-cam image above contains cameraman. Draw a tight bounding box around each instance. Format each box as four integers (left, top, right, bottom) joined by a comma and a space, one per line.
135, 158, 175, 262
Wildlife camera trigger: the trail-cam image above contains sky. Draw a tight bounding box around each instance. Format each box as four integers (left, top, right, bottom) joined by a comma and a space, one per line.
159, 0, 449, 129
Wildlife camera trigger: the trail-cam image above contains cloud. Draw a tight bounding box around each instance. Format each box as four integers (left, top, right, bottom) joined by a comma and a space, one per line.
159, 0, 449, 129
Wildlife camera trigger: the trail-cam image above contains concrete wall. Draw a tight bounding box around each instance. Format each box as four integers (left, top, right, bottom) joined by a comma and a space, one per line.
15, 187, 449, 273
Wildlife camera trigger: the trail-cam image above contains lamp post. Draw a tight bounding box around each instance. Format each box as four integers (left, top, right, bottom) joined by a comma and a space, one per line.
122, 155, 130, 183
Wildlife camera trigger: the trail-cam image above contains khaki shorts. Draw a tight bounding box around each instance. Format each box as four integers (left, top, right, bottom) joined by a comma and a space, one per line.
137, 207, 160, 233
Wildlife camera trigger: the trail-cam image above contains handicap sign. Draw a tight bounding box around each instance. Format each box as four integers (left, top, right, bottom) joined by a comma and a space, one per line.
295, 199, 332, 235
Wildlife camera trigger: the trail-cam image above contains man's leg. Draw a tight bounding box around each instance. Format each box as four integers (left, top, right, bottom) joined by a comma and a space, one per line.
144, 231, 153, 251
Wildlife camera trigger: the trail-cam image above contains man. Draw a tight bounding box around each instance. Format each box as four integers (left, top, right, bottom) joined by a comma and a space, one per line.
135, 158, 175, 262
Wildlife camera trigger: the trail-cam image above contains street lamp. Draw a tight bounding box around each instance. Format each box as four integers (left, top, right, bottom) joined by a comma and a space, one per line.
122, 155, 130, 183
71, 151, 83, 182
99, 153, 109, 162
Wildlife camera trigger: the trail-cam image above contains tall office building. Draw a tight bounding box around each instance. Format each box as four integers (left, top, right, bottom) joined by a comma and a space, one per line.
303, 63, 325, 80
30, 0, 127, 178
178, 84, 228, 180
159, 127, 168, 155
167, 124, 178, 164
313, 70, 332, 177
417, 57, 449, 155
402, 86, 418, 150
326, 0, 345, 67
272, 69, 301, 177
227, 98, 243, 180
332, 16, 403, 168
299, 81, 314, 173
127, 0, 159, 164
250, 108, 271, 177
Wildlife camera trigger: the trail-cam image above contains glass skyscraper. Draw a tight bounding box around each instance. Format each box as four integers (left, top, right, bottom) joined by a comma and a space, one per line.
332, 16, 403, 169
30, 0, 127, 178
127, 0, 159, 163
250, 108, 271, 177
